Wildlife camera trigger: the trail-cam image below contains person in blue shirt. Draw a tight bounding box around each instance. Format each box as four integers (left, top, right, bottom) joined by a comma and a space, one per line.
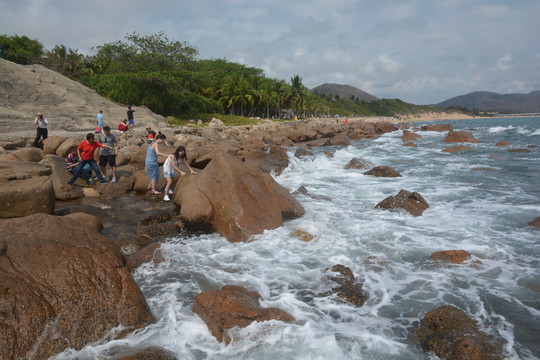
96, 110, 104, 133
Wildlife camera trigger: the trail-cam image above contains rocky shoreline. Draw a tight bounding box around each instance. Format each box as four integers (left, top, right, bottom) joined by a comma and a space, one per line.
0, 118, 513, 359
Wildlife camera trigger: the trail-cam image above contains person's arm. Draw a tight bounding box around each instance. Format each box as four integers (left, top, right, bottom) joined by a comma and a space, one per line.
182, 157, 197, 174
170, 156, 186, 176
151, 143, 167, 157
34, 117, 38, 125
114, 139, 119, 155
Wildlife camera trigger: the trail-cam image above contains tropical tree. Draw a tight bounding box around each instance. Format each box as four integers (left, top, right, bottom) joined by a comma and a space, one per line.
0, 34, 43, 64
287, 75, 308, 116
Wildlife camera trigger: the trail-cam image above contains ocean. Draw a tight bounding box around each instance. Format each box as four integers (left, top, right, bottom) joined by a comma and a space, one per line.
54, 117, 540, 360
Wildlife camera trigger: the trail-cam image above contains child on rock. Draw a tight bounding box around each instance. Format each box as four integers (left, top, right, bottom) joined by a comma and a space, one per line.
163, 145, 197, 201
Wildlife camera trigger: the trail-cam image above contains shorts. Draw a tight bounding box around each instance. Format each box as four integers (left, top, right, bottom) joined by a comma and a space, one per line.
164, 169, 176, 178
128, 119, 135, 125
99, 154, 116, 167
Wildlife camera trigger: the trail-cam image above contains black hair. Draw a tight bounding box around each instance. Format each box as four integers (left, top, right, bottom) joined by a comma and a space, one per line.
103, 125, 110, 132
156, 131, 166, 140
86, 133, 95, 141
174, 146, 187, 160
69, 146, 77, 153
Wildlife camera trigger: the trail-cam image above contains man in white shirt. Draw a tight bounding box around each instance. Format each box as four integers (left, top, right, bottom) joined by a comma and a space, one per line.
33, 112, 48, 148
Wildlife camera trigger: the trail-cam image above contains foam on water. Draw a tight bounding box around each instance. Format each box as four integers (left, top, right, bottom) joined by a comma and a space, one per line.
53, 117, 540, 360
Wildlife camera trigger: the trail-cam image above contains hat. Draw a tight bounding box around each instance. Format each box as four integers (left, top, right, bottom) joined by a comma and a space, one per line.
146, 125, 151, 129
37, 112, 42, 116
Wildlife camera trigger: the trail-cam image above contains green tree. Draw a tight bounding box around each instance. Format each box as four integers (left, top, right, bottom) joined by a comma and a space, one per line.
0, 34, 43, 64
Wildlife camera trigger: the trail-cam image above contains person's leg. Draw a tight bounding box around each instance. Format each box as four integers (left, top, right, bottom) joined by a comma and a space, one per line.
87, 160, 107, 183
42, 128, 48, 141
110, 156, 117, 182
33, 128, 42, 147
99, 155, 108, 179
164, 177, 172, 195
68, 161, 84, 183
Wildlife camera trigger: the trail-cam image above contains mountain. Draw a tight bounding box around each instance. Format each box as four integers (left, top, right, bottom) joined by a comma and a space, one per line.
436, 91, 540, 114
311, 83, 379, 102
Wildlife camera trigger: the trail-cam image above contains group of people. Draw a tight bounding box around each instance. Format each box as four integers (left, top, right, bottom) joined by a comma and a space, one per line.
33, 107, 195, 202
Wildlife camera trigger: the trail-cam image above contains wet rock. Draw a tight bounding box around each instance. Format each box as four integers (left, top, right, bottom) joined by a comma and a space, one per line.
374, 122, 398, 133
113, 233, 155, 257
320, 264, 369, 307
292, 229, 315, 242
124, 242, 165, 273
402, 142, 417, 147
416, 305, 502, 360
332, 134, 351, 146
133, 169, 167, 193
402, 130, 422, 142
344, 157, 374, 170
174, 152, 304, 242
421, 124, 453, 132
107, 346, 178, 360
294, 147, 314, 158
444, 130, 480, 143
324, 151, 334, 158
528, 217, 540, 228
496, 140, 512, 146
364, 165, 401, 177
441, 145, 472, 153
0, 213, 155, 360
375, 189, 429, 216
292, 186, 331, 201
508, 148, 532, 153
305, 138, 332, 146
471, 167, 498, 171
0, 161, 55, 218
135, 222, 183, 239
64, 212, 103, 233
430, 250, 471, 263
192, 285, 295, 343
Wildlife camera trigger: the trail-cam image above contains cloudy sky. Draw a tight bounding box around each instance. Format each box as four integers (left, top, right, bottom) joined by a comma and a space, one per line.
1, 0, 539, 104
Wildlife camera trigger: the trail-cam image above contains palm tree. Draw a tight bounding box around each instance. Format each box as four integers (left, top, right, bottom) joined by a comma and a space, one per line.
273, 79, 288, 119
288, 75, 308, 117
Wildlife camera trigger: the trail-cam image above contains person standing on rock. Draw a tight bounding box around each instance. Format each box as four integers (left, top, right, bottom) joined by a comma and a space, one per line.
98, 126, 119, 183
145, 132, 168, 195
33, 112, 48, 147
68, 133, 114, 185
96, 110, 104, 133
127, 105, 136, 131
163, 145, 197, 201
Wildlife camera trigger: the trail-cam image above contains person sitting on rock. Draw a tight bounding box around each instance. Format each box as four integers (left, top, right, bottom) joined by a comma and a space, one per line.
145, 125, 156, 144
163, 145, 197, 201
118, 119, 129, 132
68, 133, 114, 185
66, 146, 93, 184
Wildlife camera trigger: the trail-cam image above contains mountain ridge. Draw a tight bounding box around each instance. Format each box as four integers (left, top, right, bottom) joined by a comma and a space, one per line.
311, 83, 379, 102
436, 90, 540, 113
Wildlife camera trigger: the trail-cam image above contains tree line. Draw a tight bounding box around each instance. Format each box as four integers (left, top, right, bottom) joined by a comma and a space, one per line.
1, 32, 444, 122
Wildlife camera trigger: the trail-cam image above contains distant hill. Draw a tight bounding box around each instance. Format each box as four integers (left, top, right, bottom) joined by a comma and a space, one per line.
436, 91, 540, 113
312, 83, 379, 102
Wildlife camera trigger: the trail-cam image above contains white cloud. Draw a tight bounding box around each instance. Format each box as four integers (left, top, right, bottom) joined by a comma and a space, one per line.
495, 54, 513, 71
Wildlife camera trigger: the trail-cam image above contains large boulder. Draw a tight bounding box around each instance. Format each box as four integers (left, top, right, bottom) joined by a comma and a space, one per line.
344, 157, 374, 170
56, 137, 82, 158
444, 130, 480, 143
528, 217, 540, 228
174, 152, 304, 242
430, 250, 471, 263
402, 130, 422, 142
442, 145, 471, 153
332, 134, 351, 146
41, 154, 85, 200
192, 285, 295, 343
416, 305, 502, 360
0, 161, 55, 218
0, 147, 45, 162
374, 122, 398, 133
0, 214, 155, 360
42, 135, 66, 154
375, 189, 429, 216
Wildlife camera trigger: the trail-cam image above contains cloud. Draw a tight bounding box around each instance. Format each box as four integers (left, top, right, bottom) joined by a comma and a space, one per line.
494, 54, 513, 71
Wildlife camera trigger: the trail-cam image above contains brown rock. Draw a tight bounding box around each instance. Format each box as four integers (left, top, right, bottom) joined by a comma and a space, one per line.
402, 142, 417, 147
124, 242, 165, 273
64, 212, 103, 233
305, 138, 332, 146
508, 148, 532, 153
174, 152, 304, 242
42, 135, 66, 154
41, 154, 85, 200
294, 147, 314, 158
441, 145, 471, 153
332, 134, 351, 146
496, 140, 512, 146
364, 165, 401, 177
430, 250, 471, 263
417, 305, 502, 360
0, 138, 26, 150
444, 130, 480, 143
402, 130, 422, 142
375, 189, 429, 216
528, 217, 540, 228
374, 122, 398, 133
0, 147, 45, 162
292, 229, 315, 242
192, 285, 295, 343
133, 169, 167, 193
344, 157, 374, 170
56, 137, 82, 158
421, 124, 453, 132
0, 214, 155, 360
321, 265, 369, 307
0, 161, 55, 218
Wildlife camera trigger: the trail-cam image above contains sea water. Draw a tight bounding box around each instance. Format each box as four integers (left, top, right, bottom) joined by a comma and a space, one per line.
54, 117, 540, 360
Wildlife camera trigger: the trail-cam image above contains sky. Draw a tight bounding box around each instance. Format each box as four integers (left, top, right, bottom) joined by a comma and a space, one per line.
1, 0, 539, 104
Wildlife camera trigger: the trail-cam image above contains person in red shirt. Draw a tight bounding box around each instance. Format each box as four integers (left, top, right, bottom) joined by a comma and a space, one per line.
67, 133, 114, 185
